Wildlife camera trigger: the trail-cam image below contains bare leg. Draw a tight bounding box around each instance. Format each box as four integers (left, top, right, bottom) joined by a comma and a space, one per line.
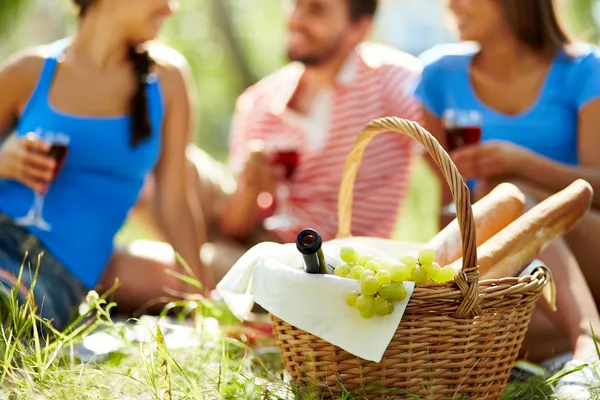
97, 239, 251, 315
506, 179, 600, 304
97, 241, 182, 315
520, 302, 571, 362
526, 238, 600, 362
563, 210, 600, 301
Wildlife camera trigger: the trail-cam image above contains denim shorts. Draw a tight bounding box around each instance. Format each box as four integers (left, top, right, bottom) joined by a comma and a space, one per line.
0, 213, 89, 331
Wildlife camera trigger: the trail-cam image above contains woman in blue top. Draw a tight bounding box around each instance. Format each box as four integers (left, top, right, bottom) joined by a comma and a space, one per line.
0, 0, 208, 330
415, 0, 600, 364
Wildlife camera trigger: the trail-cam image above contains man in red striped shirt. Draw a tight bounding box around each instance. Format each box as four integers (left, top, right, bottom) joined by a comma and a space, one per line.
221, 0, 423, 244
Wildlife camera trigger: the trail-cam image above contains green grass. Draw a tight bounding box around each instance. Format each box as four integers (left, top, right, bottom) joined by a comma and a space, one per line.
1, 267, 598, 400
2, 258, 600, 399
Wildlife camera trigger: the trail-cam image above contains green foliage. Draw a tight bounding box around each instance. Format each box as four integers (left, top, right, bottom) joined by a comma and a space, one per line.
563, 0, 600, 43
0, 0, 30, 36
158, 0, 287, 160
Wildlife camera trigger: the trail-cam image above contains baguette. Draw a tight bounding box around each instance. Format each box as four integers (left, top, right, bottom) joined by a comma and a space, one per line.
448, 179, 593, 279
427, 183, 526, 266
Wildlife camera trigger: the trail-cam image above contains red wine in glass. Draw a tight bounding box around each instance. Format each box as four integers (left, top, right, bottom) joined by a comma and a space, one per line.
272, 150, 300, 180
48, 143, 69, 179
445, 126, 482, 152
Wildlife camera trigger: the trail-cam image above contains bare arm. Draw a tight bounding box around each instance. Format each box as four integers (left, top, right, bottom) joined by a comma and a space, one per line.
517, 99, 600, 208
153, 52, 211, 292
219, 164, 264, 239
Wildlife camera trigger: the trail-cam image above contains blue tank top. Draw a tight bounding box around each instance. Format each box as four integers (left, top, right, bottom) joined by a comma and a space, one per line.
414, 42, 600, 166
0, 39, 163, 289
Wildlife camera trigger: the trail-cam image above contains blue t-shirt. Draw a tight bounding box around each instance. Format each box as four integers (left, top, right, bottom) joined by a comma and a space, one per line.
0, 39, 163, 289
414, 42, 600, 166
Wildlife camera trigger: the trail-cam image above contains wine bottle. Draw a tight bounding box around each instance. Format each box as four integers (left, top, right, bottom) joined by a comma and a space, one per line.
296, 228, 334, 274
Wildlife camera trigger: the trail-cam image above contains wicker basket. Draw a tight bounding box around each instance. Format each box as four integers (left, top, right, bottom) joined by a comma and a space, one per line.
268, 117, 551, 399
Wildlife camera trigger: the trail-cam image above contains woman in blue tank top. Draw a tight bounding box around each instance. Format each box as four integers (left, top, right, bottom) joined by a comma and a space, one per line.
414, 0, 600, 371
0, 0, 207, 330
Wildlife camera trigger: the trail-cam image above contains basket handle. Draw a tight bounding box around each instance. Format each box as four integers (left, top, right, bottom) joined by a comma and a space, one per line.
336, 117, 481, 318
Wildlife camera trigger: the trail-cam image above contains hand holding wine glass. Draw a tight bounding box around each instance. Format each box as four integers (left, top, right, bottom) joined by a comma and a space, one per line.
0, 132, 56, 194
240, 141, 277, 195
15, 129, 70, 231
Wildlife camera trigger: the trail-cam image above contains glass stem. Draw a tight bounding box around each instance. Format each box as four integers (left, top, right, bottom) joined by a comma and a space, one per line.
33, 192, 46, 219
276, 183, 290, 216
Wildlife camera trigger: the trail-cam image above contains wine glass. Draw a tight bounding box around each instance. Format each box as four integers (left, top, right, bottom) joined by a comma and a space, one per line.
15, 129, 70, 232
441, 109, 482, 217
263, 140, 300, 231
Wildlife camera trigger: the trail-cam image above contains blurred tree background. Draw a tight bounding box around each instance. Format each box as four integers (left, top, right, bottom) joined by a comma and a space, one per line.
0, 0, 598, 242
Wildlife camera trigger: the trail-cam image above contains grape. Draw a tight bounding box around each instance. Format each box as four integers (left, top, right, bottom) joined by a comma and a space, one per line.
345, 291, 359, 307
365, 260, 382, 272
387, 302, 395, 315
360, 269, 375, 281
376, 270, 392, 285
423, 262, 442, 281
340, 247, 358, 263
361, 276, 381, 296
378, 284, 394, 299
418, 248, 437, 266
350, 265, 365, 280
390, 282, 408, 301
387, 262, 411, 282
356, 294, 375, 313
439, 266, 457, 283
374, 297, 392, 316
401, 255, 418, 271
334, 264, 350, 277
378, 261, 393, 273
357, 255, 373, 267
411, 266, 429, 284
360, 308, 374, 319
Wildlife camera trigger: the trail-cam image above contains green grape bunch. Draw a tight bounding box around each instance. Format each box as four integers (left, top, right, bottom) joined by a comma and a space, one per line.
334, 246, 457, 320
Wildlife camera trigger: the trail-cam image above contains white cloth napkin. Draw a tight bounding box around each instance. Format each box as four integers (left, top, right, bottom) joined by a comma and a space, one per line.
216, 237, 424, 362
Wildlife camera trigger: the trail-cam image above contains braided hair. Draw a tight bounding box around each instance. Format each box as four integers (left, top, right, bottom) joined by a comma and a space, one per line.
73, 0, 153, 148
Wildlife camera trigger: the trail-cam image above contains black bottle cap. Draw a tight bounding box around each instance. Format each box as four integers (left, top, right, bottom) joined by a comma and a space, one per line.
296, 228, 323, 255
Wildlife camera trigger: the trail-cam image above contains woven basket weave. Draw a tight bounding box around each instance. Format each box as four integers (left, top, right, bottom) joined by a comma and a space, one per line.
269, 117, 550, 399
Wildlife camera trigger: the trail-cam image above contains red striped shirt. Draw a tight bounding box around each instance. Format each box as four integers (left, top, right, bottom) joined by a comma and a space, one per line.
229, 42, 423, 243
